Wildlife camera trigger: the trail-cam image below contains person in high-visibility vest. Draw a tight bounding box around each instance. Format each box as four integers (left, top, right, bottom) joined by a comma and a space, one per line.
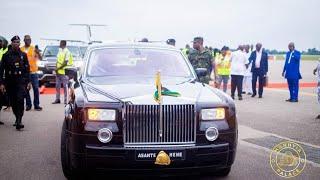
21, 35, 43, 111
52, 40, 73, 104
181, 44, 190, 57
0, 39, 8, 61
0, 38, 8, 125
215, 46, 231, 92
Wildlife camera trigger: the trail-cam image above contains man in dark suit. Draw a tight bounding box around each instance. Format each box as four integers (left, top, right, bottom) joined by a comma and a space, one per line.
282, 42, 301, 102
248, 43, 268, 98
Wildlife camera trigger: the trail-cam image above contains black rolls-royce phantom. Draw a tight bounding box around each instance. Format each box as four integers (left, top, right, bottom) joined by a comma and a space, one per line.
62, 42, 237, 179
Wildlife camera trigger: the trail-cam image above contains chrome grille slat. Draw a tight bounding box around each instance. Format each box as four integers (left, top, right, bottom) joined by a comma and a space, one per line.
124, 104, 195, 145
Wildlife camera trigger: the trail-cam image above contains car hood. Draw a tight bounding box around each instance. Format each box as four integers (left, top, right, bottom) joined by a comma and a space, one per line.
43, 57, 81, 62
43, 57, 57, 61
82, 79, 223, 105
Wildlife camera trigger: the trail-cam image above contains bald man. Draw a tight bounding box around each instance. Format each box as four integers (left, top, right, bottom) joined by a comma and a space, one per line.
248, 43, 269, 98
230, 45, 249, 100
21, 35, 43, 111
282, 42, 301, 102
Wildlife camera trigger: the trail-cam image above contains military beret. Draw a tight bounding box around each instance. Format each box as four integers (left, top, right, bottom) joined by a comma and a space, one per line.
11, 35, 20, 42
192, 37, 203, 42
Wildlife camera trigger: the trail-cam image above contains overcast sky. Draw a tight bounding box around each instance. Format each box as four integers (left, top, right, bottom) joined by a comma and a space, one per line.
1, 0, 319, 50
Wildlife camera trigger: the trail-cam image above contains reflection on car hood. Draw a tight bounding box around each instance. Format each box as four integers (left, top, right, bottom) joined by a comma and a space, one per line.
82, 81, 223, 105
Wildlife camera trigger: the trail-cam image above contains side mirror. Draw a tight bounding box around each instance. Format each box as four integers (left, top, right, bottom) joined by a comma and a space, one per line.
195, 68, 208, 77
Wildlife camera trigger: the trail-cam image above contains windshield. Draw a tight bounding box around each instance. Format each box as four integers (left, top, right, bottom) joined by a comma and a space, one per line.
80, 46, 88, 57
43, 46, 81, 58
86, 48, 193, 78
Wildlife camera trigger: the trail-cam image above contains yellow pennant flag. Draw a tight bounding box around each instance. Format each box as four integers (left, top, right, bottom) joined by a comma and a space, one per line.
154, 71, 162, 104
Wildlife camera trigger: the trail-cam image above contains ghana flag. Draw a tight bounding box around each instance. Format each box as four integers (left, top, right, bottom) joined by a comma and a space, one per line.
154, 71, 181, 104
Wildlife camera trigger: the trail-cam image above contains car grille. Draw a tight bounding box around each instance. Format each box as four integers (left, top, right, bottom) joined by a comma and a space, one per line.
123, 104, 195, 146
45, 64, 56, 71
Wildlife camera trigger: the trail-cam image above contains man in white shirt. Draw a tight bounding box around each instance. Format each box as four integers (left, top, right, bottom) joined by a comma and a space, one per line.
243, 45, 253, 95
313, 61, 320, 119
230, 45, 249, 100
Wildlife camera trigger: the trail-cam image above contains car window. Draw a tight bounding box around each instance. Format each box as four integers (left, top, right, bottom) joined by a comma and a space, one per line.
80, 46, 88, 57
43, 46, 81, 58
43, 46, 59, 57
87, 48, 193, 78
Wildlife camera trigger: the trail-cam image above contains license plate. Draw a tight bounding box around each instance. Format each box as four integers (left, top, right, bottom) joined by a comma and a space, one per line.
135, 150, 185, 161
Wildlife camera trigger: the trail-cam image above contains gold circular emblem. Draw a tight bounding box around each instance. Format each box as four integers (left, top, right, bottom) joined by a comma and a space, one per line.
270, 141, 306, 178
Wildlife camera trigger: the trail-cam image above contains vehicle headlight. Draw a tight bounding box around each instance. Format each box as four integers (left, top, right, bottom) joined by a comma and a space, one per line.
87, 109, 116, 121
201, 108, 225, 120
37, 61, 45, 68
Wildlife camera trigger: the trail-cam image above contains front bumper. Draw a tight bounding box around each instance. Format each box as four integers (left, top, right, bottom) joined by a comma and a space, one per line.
38, 66, 56, 84
69, 141, 236, 174
39, 73, 56, 84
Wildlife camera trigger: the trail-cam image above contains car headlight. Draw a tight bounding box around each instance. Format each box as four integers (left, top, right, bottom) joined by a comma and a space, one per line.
87, 109, 116, 121
37, 61, 45, 68
201, 108, 225, 120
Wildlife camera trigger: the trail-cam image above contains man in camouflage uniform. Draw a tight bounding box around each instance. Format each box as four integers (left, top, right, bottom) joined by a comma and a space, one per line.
188, 37, 214, 84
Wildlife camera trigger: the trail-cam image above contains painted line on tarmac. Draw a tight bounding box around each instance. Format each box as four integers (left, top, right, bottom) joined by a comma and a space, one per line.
265, 88, 317, 97
240, 140, 320, 168
239, 125, 320, 149
239, 125, 320, 167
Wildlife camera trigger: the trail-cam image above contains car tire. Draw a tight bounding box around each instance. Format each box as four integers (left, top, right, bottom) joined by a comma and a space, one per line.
61, 120, 75, 180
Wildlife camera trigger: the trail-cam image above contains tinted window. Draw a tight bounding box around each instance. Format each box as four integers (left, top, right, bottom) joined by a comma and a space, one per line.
43, 46, 81, 58
43, 46, 59, 57
87, 48, 192, 78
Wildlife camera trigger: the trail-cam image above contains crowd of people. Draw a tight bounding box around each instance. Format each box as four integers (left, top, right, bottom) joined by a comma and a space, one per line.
178, 37, 303, 103
180, 37, 269, 100
0, 34, 316, 130
0, 35, 73, 130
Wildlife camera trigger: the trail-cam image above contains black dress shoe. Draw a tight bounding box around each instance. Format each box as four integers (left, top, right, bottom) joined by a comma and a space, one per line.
0, 121, 4, 125
15, 117, 24, 130
259, 95, 262, 98
247, 92, 252, 95
316, 115, 320, 119
13, 122, 17, 126
285, 99, 292, 102
231, 96, 235, 100
52, 100, 61, 104
26, 106, 32, 111
238, 96, 243, 100
251, 94, 256, 97
242, 91, 246, 94
34, 106, 43, 111
16, 124, 24, 130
